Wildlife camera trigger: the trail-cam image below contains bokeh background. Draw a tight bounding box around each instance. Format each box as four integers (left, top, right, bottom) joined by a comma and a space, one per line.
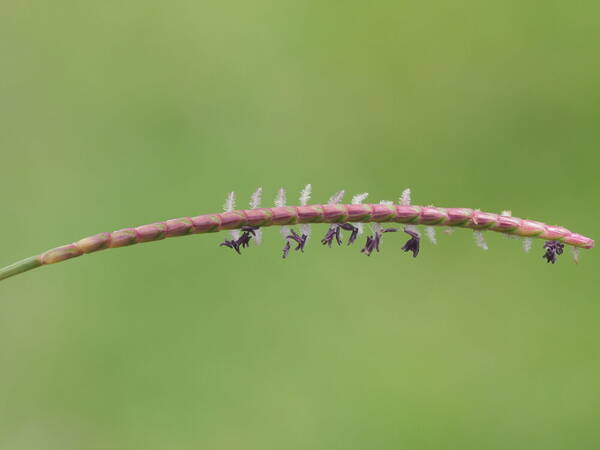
1, 1, 599, 449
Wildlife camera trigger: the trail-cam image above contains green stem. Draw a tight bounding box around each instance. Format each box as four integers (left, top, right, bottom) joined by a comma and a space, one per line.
0, 256, 42, 282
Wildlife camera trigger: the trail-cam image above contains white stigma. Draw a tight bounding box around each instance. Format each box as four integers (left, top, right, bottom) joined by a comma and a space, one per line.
474, 231, 488, 250
522, 237, 532, 253
352, 192, 369, 204
250, 187, 262, 209
223, 191, 236, 212
328, 190, 345, 205
274, 188, 286, 208
425, 226, 437, 244
400, 188, 411, 206
300, 184, 312, 206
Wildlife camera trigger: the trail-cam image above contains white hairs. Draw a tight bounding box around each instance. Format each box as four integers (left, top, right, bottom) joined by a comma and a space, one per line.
352, 193, 369, 204
223, 192, 236, 212
522, 238, 532, 253
328, 190, 345, 205
274, 188, 286, 208
400, 188, 411, 206
250, 187, 262, 209
474, 231, 488, 250
425, 226, 437, 244
300, 184, 312, 206
571, 246, 580, 264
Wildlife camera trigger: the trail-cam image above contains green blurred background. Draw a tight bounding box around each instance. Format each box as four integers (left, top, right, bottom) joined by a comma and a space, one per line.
1, 1, 599, 449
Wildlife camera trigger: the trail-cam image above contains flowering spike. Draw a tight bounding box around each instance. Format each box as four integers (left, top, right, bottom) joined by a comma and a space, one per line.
522, 237, 532, 253
474, 231, 488, 250
400, 188, 411, 206
425, 226, 437, 244
328, 190, 345, 205
2, 187, 595, 282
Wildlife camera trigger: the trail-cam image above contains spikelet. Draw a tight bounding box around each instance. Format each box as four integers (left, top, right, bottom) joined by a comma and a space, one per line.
299, 184, 312, 238
351, 192, 369, 235
250, 187, 263, 245
223, 192, 240, 240
274, 188, 290, 238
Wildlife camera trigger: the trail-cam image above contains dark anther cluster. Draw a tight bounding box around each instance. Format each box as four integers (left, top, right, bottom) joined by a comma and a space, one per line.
320, 223, 359, 247
220, 226, 260, 255
542, 240, 564, 264
361, 228, 397, 256
223, 224, 423, 259
282, 229, 308, 258
401, 229, 420, 258
321, 225, 342, 247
